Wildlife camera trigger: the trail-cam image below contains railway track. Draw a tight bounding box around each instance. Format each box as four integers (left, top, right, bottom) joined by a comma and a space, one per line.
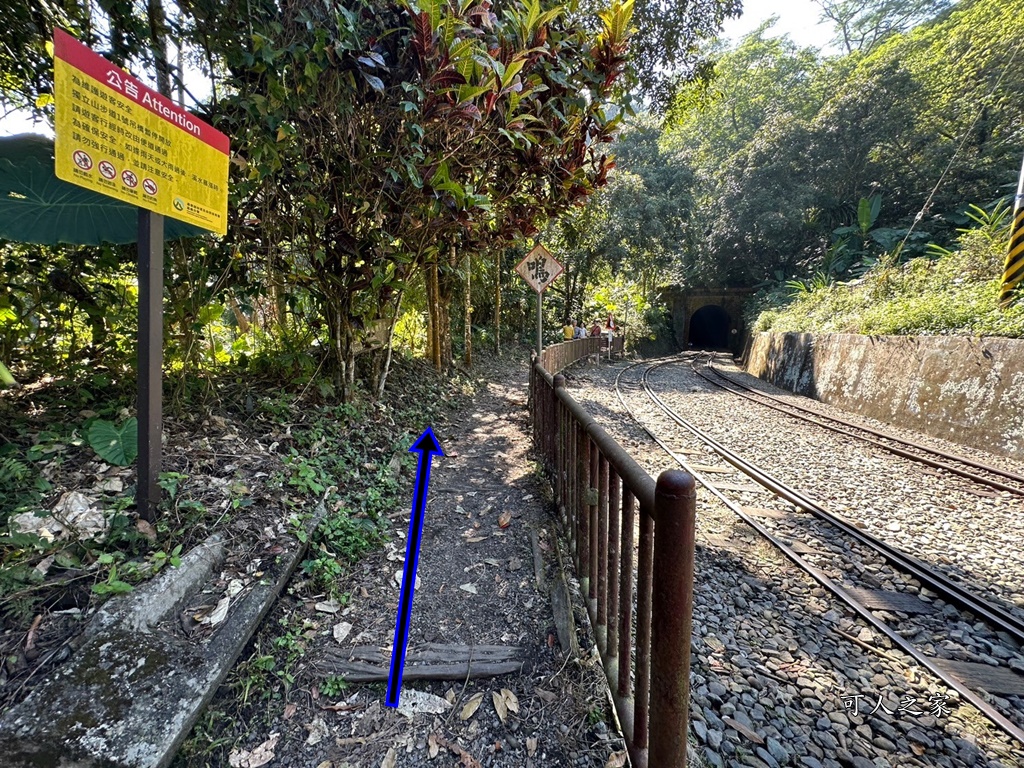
695, 354, 1024, 497
611, 355, 1024, 748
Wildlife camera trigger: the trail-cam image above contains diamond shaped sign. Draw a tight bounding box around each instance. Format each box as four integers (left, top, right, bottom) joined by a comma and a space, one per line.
515, 244, 563, 294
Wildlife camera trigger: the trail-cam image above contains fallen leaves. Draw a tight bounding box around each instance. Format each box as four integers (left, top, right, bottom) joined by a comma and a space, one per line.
535, 688, 557, 703
492, 690, 508, 723
197, 595, 230, 626
136, 518, 157, 541
429, 733, 483, 768
458, 582, 478, 594
396, 689, 451, 718
605, 751, 628, 767
460, 692, 484, 720
380, 747, 397, 768
723, 715, 764, 744
304, 717, 329, 746
228, 733, 279, 767
492, 688, 519, 723
497, 510, 513, 528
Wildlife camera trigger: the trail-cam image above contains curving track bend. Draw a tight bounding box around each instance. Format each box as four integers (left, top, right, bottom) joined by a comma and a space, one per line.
566, 353, 1024, 768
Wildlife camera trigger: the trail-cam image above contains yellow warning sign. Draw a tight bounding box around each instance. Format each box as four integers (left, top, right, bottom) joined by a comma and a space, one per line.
53, 28, 229, 234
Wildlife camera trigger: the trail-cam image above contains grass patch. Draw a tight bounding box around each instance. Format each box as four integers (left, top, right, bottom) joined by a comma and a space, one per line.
172, 351, 489, 767
754, 230, 1024, 338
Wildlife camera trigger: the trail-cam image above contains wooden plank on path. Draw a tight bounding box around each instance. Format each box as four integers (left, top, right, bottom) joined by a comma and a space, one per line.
315, 643, 528, 682
788, 541, 817, 555
550, 574, 580, 657
703, 534, 738, 551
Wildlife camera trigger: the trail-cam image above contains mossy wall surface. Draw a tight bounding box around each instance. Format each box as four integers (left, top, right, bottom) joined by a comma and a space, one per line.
746, 332, 1024, 458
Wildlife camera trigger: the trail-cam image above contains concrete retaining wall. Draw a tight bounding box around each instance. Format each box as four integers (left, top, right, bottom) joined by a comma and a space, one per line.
745, 332, 1024, 458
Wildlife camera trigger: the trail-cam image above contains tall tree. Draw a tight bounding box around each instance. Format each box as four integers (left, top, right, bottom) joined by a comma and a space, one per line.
813, 0, 952, 54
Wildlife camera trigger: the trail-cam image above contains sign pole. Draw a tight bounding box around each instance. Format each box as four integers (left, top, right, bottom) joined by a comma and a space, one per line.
137, 209, 164, 522
999, 149, 1024, 307
53, 29, 230, 521
514, 244, 563, 359
536, 291, 543, 358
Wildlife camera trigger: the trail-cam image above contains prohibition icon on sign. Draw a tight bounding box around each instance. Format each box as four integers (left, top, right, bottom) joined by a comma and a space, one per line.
142, 178, 158, 196
72, 150, 93, 171
121, 169, 138, 188
98, 160, 116, 180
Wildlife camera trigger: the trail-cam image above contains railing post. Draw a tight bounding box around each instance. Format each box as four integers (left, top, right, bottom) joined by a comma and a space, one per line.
597, 454, 609, 654
569, 418, 577, 555
588, 441, 599, 602
618, 488, 634, 700
649, 470, 697, 768
634, 504, 653, 751
554, 375, 566, 510
579, 432, 591, 581
607, 467, 620, 659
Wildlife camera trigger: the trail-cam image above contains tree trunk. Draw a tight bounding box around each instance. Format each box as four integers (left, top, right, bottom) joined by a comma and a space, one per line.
494, 253, 501, 356
325, 296, 355, 402
437, 255, 456, 369
272, 281, 288, 335
146, 0, 173, 97
374, 292, 403, 399
463, 247, 472, 368
229, 297, 250, 334
426, 257, 442, 371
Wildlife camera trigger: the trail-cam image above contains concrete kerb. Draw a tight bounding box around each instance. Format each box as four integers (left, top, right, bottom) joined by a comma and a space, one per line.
0, 502, 327, 768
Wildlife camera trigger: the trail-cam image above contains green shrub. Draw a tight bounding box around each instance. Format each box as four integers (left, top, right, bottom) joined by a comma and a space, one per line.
754, 227, 1024, 338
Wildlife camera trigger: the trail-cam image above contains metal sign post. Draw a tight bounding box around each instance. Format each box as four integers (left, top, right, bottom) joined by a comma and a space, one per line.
53, 28, 230, 520
137, 210, 164, 520
999, 149, 1024, 307
515, 244, 564, 357
536, 294, 543, 358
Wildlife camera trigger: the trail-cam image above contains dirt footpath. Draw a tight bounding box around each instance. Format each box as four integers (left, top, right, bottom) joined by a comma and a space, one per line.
218, 358, 626, 768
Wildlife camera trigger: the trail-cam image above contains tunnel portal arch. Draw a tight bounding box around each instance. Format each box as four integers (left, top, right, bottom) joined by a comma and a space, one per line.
665, 287, 752, 355
688, 304, 731, 349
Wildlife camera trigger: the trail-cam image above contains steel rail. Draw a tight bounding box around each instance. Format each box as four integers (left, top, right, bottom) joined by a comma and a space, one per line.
701, 358, 1024, 496
611, 359, 1024, 748
641, 359, 1024, 642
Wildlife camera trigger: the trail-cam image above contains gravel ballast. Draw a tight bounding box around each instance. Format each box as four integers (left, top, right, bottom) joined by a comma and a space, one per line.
564, 353, 1024, 768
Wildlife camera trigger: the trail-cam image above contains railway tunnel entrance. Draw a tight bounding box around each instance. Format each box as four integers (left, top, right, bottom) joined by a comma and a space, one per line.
665, 287, 753, 355
688, 304, 731, 349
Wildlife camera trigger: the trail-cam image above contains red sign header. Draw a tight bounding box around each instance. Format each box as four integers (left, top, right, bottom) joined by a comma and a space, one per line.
53, 28, 229, 155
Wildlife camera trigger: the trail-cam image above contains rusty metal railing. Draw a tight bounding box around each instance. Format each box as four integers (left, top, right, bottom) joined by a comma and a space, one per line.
529, 358, 696, 768
540, 335, 625, 371
540, 337, 601, 372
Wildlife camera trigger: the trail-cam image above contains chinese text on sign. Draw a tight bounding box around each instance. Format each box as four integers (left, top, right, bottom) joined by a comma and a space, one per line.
515, 244, 563, 293
53, 28, 229, 234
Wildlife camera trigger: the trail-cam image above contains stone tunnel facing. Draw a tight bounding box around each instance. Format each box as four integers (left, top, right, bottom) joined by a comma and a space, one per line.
688, 304, 731, 349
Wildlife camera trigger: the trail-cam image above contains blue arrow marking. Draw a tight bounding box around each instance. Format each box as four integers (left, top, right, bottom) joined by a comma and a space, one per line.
386, 426, 444, 707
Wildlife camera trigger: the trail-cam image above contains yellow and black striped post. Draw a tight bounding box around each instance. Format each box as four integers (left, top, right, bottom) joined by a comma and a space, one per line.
999, 152, 1024, 308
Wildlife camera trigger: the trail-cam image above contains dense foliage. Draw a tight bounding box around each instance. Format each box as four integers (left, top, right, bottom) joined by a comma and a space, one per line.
1, 0, 642, 395
1, 0, 747, 399
592, 0, 1023, 299
753, 225, 1024, 338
